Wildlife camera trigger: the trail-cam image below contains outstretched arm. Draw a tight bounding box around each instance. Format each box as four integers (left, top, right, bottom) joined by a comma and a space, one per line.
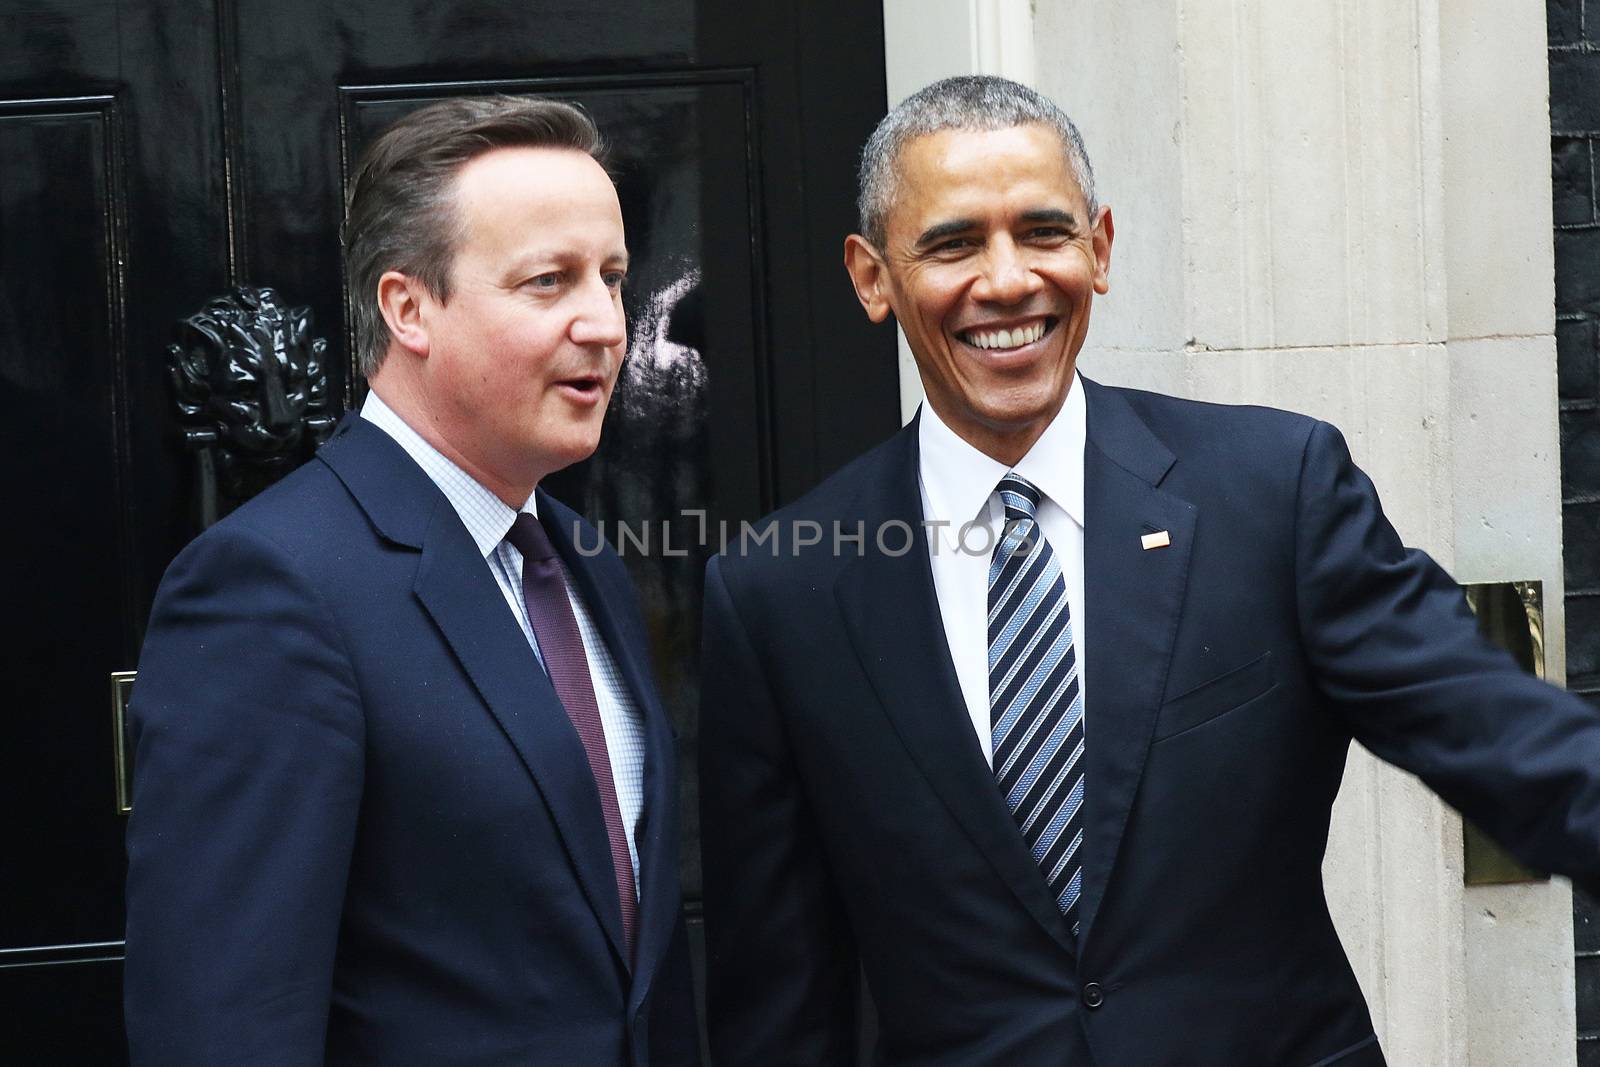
1295, 420, 1600, 893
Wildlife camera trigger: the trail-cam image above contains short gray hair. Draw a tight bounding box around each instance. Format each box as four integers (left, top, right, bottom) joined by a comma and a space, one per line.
856, 75, 1097, 248
342, 96, 607, 379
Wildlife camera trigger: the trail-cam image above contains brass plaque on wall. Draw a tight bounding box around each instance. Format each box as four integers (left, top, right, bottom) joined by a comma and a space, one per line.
1460, 581, 1547, 886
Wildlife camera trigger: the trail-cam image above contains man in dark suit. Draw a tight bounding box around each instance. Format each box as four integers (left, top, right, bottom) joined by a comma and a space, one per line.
698, 74, 1600, 1066
124, 97, 696, 1066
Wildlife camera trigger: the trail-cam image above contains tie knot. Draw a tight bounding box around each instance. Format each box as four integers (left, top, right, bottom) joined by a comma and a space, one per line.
997, 473, 1042, 521
505, 512, 559, 563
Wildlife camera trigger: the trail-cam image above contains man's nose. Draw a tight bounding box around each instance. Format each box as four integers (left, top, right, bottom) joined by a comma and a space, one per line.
972, 240, 1039, 304
570, 275, 627, 348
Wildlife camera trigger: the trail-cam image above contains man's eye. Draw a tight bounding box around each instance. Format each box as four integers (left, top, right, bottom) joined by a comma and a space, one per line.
1027, 227, 1071, 241
603, 272, 627, 290
933, 238, 974, 254
528, 273, 562, 289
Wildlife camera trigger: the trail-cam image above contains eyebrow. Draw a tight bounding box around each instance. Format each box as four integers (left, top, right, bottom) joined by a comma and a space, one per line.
913, 208, 1081, 249
914, 218, 979, 249
1019, 208, 1079, 229
500, 248, 631, 281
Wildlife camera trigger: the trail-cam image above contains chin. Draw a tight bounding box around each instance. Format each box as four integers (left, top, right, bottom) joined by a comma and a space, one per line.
554, 435, 605, 470
978, 395, 1062, 430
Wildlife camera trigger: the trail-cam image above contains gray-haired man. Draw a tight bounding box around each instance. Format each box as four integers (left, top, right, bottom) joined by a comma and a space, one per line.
698, 75, 1600, 1066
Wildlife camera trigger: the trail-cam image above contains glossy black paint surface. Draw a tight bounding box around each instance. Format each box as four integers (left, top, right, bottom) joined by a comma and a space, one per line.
0, 100, 129, 951
1, 0, 894, 1059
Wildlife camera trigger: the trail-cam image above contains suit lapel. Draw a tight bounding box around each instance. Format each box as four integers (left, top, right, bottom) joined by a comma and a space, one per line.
539, 493, 681, 1006
412, 501, 633, 969
1075, 380, 1196, 945
319, 419, 632, 970
834, 423, 1078, 954
835, 384, 1199, 956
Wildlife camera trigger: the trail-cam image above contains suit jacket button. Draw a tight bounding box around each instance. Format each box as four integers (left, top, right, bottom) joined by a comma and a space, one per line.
1082, 982, 1105, 1009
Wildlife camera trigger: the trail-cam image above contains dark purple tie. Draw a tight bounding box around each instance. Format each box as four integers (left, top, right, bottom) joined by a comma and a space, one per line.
504, 513, 637, 961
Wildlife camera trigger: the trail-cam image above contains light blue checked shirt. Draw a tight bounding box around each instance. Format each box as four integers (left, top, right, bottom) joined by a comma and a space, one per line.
362, 390, 645, 890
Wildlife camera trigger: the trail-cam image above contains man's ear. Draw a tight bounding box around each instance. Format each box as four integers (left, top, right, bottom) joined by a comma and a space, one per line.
376, 270, 431, 357
1091, 205, 1114, 296
843, 235, 894, 323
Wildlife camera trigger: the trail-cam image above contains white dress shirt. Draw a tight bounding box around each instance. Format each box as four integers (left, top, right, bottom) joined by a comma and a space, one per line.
917, 373, 1087, 766
362, 390, 645, 889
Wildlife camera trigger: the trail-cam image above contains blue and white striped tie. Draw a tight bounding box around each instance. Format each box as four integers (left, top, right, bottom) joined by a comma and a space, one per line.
989, 472, 1085, 935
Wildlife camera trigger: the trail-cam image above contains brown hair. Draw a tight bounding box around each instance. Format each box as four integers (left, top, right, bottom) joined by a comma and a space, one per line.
342, 96, 607, 377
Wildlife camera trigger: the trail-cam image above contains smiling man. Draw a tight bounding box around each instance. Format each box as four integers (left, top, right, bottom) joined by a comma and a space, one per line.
124, 97, 697, 1066
698, 76, 1600, 1066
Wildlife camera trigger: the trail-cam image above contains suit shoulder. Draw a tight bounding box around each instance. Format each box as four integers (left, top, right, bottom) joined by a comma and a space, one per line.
1113, 384, 1318, 438
707, 428, 908, 598
758, 428, 909, 529
172, 458, 363, 576
1104, 383, 1327, 474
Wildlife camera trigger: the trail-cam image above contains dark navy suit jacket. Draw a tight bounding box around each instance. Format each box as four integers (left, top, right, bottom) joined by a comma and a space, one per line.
699, 378, 1600, 1067
125, 415, 697, 1066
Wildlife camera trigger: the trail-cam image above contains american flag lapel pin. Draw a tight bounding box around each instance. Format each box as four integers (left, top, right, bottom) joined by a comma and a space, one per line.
1141, 530, 1171, 550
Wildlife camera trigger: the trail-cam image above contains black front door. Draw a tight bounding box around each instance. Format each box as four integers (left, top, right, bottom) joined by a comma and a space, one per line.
0, 2, 897, 1059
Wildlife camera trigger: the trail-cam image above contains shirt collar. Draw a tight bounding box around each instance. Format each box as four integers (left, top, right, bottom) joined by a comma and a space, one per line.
360, 388, 537, 558
917, 370, 1086, 527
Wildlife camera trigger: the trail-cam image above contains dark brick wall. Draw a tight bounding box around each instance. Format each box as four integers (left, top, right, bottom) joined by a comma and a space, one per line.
1551, 4, 1600, 1063
1581, 891, 1600, 1067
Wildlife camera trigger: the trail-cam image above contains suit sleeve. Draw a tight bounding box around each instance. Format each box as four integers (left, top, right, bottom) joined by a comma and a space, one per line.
1295, 420, 1600, 892
123, 523, 364, 1066
698, 555, 860, 1066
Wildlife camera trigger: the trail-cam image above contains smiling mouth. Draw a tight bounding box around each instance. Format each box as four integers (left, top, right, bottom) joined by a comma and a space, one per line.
957, 317, 1057, 351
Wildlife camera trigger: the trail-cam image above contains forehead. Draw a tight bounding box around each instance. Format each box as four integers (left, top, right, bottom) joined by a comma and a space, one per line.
449, 146, 623, 250
887, 124, 1086, 233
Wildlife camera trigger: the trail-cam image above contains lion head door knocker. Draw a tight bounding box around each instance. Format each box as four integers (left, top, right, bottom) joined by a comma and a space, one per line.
167, 287, 338, 527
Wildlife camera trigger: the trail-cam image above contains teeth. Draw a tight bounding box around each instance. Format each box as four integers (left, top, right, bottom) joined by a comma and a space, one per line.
965, 321, 1046, 349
